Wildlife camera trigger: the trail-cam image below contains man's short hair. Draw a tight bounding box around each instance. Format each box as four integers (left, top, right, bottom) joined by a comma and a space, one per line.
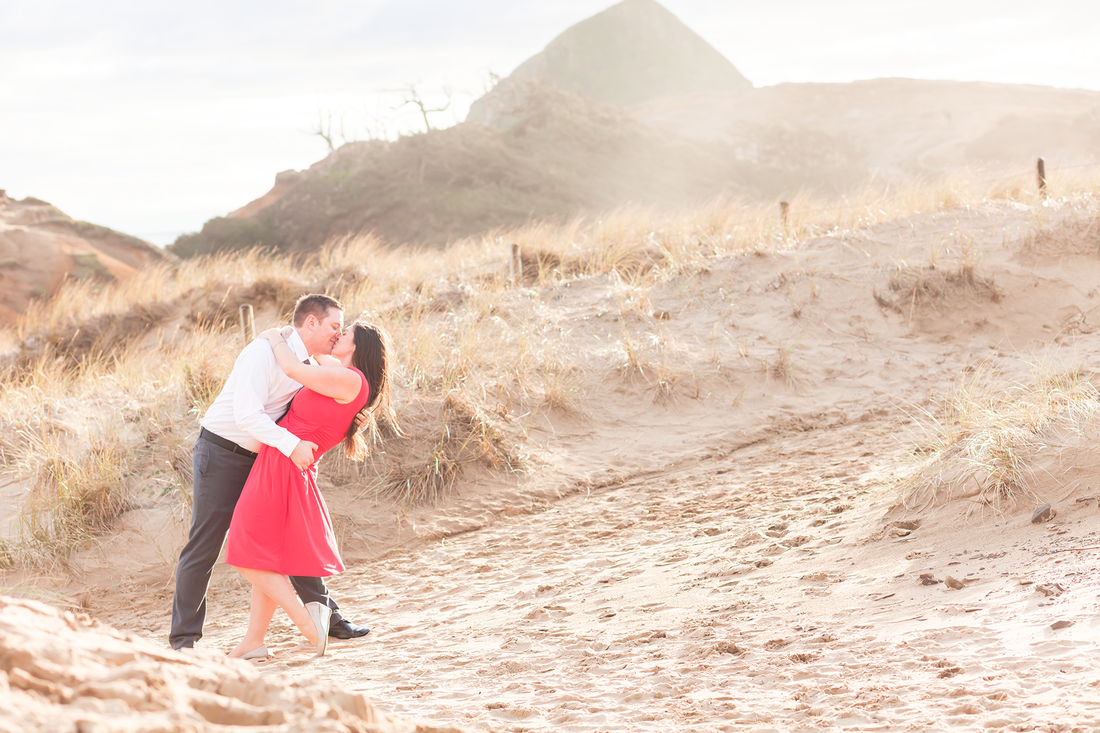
292, 293, 344, 327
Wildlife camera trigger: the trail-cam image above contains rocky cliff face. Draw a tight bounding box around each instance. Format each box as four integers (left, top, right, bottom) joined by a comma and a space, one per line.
0, 192, 165, 322
467, 0, 751, 128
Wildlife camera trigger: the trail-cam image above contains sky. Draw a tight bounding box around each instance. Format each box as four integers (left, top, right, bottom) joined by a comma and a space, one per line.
3, 0, 1099, 244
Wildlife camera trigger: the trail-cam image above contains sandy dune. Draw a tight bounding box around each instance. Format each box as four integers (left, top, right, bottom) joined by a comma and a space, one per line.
264, 425, 1100, 731
632, 79, 1100, 179
0, 595, 469, 732
8, 195, 1100, 731
0, 193, 164, 321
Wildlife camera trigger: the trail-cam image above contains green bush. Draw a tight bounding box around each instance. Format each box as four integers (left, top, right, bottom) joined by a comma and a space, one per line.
169, 216, 279, 258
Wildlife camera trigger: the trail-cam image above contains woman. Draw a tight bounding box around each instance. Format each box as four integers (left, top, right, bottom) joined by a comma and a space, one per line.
224, 321, 396, 659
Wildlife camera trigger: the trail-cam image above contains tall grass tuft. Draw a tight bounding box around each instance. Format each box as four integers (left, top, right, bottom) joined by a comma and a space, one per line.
380, 392, 524, 506
765, 341, 809, 391
1020, 196, 1100, 256
0, 409, 134, 566
898, 363, 1100, 514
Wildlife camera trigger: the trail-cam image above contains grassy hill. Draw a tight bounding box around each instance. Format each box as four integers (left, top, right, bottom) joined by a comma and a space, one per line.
169, 0, 764, 257
168, 0, 1100, 261
171, 83, 868, 257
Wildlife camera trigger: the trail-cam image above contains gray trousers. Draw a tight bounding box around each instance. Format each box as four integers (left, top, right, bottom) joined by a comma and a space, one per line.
169, 436, 342, 650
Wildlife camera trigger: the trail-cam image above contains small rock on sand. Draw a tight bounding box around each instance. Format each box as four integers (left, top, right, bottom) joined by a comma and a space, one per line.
1051, 620, 1074, 630
1035, 583, 1065, 597
1031, 503, 1056, 524
919, 573, 942, 586
944, 576, 965, 590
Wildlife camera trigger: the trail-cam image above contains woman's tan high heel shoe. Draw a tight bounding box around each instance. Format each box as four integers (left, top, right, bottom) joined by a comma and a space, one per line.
305, 602, 332, 657
239, 645, 269, 660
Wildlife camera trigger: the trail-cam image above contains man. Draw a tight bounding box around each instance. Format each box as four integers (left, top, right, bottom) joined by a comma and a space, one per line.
170, 293, 370, 650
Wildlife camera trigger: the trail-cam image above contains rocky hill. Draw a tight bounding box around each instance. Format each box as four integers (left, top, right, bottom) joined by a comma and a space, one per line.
169, 84, 770, 256
171, 1, 1100, 258
466, 0, 752, 128
169, 0, 764, 257
0, 192, 165, 322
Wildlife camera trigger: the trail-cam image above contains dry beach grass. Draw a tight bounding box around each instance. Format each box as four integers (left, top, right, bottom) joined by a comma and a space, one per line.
4, 171, 1100, 730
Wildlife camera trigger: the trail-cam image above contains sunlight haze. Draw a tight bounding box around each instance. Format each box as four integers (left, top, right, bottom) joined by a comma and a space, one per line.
2, 0, 1097, 242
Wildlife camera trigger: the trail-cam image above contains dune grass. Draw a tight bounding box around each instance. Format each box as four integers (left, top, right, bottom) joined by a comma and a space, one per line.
1021, 195, 1100, 256
897, 362, 1100, 514
1, 171, 1098, 566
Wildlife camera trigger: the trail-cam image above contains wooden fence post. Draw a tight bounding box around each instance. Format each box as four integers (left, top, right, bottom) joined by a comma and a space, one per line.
239, 303, 255, 343
1036, 158, 1047, 194
779, 201, 790, 233
509, 243, 521, 285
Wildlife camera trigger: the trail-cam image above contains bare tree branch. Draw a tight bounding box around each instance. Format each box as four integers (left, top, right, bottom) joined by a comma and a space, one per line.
391, 83, 453, 132
312, 109, 337, 152
311, 108, 356, 152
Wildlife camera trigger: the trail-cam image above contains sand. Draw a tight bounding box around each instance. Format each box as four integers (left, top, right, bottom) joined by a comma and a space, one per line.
0, 194, 163, 322
6, 195, 1100, 731
0, 595, 469, 732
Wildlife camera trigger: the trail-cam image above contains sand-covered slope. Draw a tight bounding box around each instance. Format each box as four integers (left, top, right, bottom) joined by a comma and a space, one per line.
0, 595, 468, 732
633, 78, 1100, 180
0, 192, 164, 322
6, 191, 1100, 726
20, 194, 1093, 730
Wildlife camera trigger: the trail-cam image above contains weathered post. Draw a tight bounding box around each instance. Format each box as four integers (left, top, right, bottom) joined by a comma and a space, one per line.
1036, 158, 1047, 194
509, 243, 521, 285
779, 201, 790, 234
239, 303, 255, 343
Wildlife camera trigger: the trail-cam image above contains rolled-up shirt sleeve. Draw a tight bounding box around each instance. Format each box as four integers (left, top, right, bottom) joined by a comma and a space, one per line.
231, 346, 301, 457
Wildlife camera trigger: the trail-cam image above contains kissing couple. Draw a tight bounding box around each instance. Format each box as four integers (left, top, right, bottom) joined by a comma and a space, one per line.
170, 293, 397, 658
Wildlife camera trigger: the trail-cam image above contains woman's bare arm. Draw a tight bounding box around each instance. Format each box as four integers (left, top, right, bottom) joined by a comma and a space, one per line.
259, 328, 360, 403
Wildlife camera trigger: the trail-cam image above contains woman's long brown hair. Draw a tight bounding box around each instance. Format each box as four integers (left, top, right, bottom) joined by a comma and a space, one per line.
343, 322, 399, 460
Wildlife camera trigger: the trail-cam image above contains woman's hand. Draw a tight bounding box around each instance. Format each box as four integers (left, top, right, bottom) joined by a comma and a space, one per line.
259, 327, 285, 345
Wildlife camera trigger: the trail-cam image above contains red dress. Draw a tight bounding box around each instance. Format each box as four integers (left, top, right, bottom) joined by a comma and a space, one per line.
226, 368, 369, 577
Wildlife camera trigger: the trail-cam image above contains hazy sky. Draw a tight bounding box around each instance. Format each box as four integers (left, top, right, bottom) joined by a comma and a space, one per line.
3, 0, 1098, 243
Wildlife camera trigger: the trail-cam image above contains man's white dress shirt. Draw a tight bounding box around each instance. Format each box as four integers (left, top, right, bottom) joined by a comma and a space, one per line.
200, 330, 310, 457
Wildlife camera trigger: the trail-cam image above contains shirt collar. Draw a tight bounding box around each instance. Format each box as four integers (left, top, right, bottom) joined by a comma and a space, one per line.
286, 329, 310, 362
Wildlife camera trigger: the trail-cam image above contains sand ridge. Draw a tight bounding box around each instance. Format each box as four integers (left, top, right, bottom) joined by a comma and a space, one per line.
9, 195, 1100, 731
0, 595, 471, 732
135, 419, 1100, 731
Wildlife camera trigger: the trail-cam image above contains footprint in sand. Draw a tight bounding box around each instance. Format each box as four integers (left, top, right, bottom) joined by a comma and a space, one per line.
736, 530, 766, 547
